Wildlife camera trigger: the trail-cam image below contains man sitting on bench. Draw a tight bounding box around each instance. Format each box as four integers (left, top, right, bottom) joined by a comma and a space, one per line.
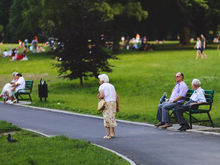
155, 72, 188, 129
174, 79, 206, 131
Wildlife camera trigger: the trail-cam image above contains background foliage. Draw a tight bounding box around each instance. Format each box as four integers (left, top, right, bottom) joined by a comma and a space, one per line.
1, 0, 220, 43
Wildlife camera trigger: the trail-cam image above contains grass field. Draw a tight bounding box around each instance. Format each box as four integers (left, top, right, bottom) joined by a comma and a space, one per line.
0, 120, 129, 165
1, 43, 220, 127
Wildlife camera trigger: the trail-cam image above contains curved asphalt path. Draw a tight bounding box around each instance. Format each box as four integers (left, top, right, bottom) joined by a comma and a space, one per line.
0, 103, 220, 165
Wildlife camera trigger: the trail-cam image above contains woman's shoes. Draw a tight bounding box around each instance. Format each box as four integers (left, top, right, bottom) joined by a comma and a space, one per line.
104, 134, 116, 139
111, 134, 116, 138
6, 100, 13, 104
104, 135, 112, 139
5, 99, 17, 104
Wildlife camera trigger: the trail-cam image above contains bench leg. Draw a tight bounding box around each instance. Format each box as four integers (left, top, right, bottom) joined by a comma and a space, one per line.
16, 94, 19, 103
29, 94, 32, 102
207, 112, 214, 128
189, 112, 192, 129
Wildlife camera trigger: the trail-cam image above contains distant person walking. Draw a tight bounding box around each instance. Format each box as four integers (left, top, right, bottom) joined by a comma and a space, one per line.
200, 34, 207, 59
24, 39, 28, 48
194, 37, 202, 60
98, 74, 119, 139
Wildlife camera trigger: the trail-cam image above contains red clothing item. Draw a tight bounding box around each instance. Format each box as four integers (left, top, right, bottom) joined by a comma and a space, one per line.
16, 54, 23, 60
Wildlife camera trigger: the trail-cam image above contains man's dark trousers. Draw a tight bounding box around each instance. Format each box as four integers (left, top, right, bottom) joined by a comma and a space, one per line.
174, 100, 197, 125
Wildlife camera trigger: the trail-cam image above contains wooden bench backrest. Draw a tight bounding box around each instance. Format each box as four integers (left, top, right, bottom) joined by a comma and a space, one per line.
185, 89, 214, 103
25, 80, 34, 92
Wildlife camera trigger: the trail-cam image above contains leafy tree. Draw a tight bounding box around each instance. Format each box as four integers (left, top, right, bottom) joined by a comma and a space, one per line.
140, 0, 179, 40
205, 0, 220, 37
0, 0, 12, 41
41, 0, 117, 87
141, 0, 215, 44
96, 0, 148, 53
7, 0, 43, 42
175, 0, 209, 44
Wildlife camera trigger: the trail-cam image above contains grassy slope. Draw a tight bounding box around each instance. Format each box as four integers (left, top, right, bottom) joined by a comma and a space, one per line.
0, 121, 21, 133
0, 121, 129, 165
0, 44, 220, 126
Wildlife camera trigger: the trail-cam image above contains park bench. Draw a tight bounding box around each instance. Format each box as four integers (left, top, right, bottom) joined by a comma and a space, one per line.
15, 80, 34, 103
184, 89, 214, 129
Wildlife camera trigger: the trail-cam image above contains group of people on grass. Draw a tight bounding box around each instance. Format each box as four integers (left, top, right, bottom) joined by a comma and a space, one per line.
97, 72, 206, 139
194, 34, 207, 60
0, 72, 25, 104
121, 34, 155, 51
1, 47, 28, 61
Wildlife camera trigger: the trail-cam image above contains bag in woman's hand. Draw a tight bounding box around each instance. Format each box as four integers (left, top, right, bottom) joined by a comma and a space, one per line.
98, 99, 106, 111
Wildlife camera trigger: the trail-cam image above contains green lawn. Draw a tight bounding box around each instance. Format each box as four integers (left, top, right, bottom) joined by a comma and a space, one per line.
0, 44, 220, 126
0, 120, 21, 133
0, 121, 129, 165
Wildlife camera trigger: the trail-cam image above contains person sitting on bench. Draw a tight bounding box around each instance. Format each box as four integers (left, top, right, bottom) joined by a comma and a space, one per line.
6, 73, 25, 104
0, 72, 18, 102
174, 79, 206, 131
155, 72, 188, 129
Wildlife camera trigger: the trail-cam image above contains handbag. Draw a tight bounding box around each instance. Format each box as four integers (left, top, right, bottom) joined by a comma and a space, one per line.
97, 99, 106, 111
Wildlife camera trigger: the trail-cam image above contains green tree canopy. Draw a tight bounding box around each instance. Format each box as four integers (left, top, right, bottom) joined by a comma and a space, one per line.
95, 0, 148, 52
0, 0, 12, 41
7, 0, 43, 42
40, 0, 118, 87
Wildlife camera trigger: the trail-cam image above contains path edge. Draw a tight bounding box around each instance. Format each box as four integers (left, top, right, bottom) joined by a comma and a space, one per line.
23, 128, 136, 165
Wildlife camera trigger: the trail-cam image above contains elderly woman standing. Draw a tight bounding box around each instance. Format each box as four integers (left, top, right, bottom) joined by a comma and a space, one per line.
98, 74, 119, 139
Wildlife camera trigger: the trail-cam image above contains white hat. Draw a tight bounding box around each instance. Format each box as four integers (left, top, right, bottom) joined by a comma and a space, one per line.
12, 72, 18, 76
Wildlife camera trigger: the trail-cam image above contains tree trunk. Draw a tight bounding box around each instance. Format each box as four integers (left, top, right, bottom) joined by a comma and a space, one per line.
80, 77, 83, 88
112, 37, 120, 54
180, 26, 190, 45
112, 27, 121, 54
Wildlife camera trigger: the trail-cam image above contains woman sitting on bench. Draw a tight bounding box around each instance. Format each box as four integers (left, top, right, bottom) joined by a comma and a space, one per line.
0, 72, 18, 103
4, 73, 25, 104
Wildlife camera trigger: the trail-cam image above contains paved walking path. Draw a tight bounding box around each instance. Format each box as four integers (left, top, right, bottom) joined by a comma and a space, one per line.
0, 103, 220, 165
